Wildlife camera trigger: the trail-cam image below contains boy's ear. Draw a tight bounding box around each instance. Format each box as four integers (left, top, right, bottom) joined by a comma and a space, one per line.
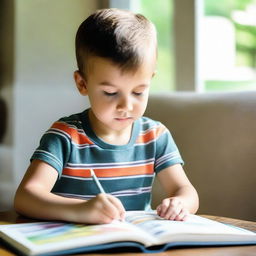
74, 70, 88, 96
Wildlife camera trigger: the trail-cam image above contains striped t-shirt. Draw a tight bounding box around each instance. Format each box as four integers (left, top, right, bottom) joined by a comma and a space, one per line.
31, 109, 183, 210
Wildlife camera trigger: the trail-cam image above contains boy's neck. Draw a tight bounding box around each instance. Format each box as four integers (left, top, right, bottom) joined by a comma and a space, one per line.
88, 109, 133, 145
98, 129, 132, 145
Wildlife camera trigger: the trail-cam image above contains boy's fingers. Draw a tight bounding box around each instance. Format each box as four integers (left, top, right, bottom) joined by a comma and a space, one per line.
107, 195, 126, 220
95, 194, 125, 221
182, 213, 189, 221
97, 214, 114, 224
156, 205, 162, 215
158, 198, 170, 217
166, 203, 182, 220
93, 194, 119, 220
156, 197, 189, 221
175, 208, 189, 221
173, 211, 183, 221
159, 198, 181, 218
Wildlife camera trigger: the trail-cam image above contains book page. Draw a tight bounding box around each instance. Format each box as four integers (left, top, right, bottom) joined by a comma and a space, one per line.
0, 219, 156, 255
125, 211, 256, 245
1, 211, 255, 255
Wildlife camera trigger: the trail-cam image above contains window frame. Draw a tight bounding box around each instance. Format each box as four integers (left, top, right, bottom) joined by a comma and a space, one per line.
107, 0, 204, 92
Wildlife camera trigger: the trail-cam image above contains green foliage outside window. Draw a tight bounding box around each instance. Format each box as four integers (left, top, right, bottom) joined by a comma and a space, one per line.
136, 0, 174, 92
205, 0, 256, 91
137, 0, 256, 92
205, 0, 254, 17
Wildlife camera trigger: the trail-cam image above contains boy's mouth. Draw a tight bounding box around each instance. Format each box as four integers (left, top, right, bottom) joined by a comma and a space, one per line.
115, 117, 133, 122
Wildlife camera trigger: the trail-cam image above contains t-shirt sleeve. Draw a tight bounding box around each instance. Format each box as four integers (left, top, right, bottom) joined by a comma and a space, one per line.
30, 123, 71, 177
155, 124, 184, 173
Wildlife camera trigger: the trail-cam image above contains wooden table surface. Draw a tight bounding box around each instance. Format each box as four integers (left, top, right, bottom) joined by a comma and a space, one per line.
0, 210, 255, 256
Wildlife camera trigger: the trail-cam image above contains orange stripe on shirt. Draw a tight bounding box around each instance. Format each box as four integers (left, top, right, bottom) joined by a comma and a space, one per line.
51, 122, 94, 145
136, 125, 166, 144
62, 164, 154, 178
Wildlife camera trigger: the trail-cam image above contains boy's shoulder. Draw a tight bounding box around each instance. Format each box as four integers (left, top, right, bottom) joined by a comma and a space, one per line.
58, 112, 82, 123
140, 116, 168, 133
140, 116, 164, 128
51, 111, 85, 131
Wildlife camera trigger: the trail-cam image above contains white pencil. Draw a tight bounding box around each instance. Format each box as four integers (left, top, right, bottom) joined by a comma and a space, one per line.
90, 169, 106, 194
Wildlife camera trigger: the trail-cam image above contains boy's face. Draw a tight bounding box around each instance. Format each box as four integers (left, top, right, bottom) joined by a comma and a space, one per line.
74, 53, 156, 137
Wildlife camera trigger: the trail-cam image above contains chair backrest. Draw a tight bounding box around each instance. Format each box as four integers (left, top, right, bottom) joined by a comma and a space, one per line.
146, 92, 256, 221
0, 98, 7, 143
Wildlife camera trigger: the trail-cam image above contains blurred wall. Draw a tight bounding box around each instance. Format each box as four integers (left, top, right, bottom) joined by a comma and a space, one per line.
0, 0, 14, 145
0, 0, 99, 210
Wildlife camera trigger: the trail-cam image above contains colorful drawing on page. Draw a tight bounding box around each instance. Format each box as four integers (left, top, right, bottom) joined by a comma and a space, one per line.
25, 223, 133, 245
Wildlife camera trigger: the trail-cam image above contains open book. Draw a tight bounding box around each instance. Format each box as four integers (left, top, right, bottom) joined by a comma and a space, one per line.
0, 211, 255, 256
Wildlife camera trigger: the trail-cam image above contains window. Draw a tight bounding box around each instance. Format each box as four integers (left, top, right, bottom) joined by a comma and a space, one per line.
111, 0, 256, 92
131, 0, 174, 92
203, 0, 256, 91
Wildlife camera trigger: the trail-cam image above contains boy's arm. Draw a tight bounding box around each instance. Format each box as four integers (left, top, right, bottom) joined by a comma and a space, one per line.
156, 164, 199, 221
14, 160, 125, 224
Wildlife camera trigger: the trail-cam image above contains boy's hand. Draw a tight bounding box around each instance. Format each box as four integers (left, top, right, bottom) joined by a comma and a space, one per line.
156, 197, 189, 221
78, 193, 126, 224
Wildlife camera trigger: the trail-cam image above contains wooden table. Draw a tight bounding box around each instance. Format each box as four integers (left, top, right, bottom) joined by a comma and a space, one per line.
0, 210, 255, 256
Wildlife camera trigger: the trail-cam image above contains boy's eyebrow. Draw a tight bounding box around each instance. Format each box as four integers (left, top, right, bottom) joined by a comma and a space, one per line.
99, 81, 116, 87
99, 81, 150, 88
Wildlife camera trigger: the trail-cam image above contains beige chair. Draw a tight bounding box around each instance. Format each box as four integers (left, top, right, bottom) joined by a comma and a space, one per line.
146, 91, 256, 221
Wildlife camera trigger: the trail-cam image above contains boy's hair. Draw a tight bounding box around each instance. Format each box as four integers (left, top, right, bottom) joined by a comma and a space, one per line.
75, 8, 157, 75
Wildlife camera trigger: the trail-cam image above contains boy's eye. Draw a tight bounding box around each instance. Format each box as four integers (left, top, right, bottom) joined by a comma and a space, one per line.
103, 91, 117, 96
133, 92, 143, 96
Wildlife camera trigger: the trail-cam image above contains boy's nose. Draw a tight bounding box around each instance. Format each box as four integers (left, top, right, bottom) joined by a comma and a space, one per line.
117, 96, 133, 112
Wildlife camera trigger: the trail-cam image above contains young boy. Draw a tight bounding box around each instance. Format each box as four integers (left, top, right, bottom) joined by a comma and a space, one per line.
14, 8, 199, 224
